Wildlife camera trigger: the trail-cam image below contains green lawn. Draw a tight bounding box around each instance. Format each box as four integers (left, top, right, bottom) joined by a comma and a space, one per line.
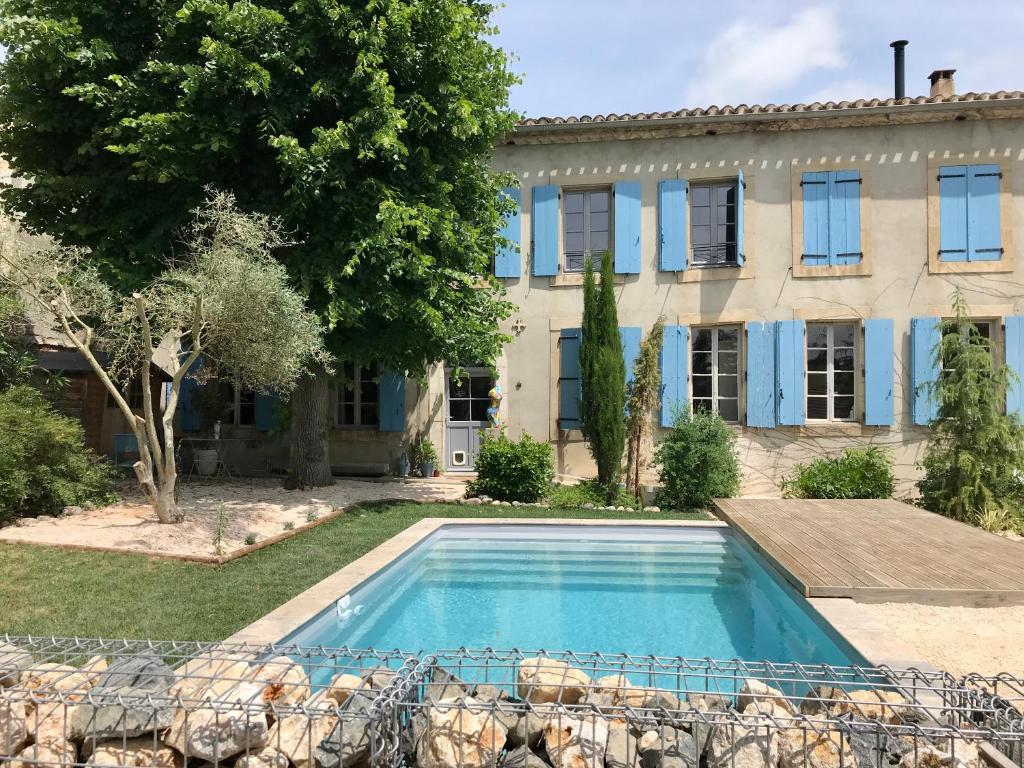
0, 502, 707, 640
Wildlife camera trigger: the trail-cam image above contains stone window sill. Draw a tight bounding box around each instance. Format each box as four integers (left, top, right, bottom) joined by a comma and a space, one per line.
928, 258, 1013, 275
792, 261, 871, 278
677, 265, 754, 283
549, 272, 626, 288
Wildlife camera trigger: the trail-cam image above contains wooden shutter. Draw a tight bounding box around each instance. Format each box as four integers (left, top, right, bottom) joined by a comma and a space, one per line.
1006, 316, 1024, 417
910, 317, 941, 425
494, 186, 521, 278
620, 326, 642, 388
938, 166, 968, 262
558, 328, 582, 430
613, 181, 642, 274
864, 319, 894, 426
531, 185, 559, 276
967, 165, 1002, 262
378, 371, 406, 432
775, 320, 805, 426
801, 172, 829, 265
660, 324, 688, 427
746, 322, 777, 428
829, 170, 862, 264
658, 179, 687, 271
735, 170, 746, 266
178, 378, 202, 432
254, 393, 280, 432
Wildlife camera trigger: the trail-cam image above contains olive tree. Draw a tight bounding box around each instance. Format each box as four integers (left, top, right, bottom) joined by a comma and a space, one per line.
0, 193, 328, 522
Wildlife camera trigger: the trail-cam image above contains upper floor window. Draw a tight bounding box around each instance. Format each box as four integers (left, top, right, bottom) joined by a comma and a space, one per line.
806, 323, 856, 422
690, 182, 737, 267
938, 165, 1003, 263
337, 362, 379, 428
691, 325, 740, 423
563, 188, 610, 272
800, 170, 862, 267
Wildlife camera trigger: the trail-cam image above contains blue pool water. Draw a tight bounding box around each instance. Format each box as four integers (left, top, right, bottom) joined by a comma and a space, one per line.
282, 525, 864, 666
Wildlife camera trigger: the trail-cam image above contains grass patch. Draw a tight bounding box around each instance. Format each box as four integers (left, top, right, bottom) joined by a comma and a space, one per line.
0, 501, 707, 640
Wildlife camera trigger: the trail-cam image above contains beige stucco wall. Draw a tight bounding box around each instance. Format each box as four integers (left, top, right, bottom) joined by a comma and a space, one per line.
476, 116, 1024, 495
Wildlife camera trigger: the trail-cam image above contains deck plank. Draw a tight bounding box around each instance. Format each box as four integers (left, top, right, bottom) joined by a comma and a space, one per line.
713, 498, 1024, 606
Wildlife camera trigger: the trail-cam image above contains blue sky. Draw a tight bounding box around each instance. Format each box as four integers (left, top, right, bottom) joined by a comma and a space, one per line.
491, 1, 1024, 118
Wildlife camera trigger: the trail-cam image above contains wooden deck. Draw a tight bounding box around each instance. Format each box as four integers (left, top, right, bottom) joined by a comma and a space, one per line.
713, 498, 1024, 606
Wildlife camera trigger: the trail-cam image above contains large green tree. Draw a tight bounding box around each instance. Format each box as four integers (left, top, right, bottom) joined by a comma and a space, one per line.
0, 0, 517, 485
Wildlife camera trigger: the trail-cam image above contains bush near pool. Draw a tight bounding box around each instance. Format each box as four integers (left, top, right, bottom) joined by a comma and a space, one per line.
781, 446, 895, 500
467, 431, 553, 503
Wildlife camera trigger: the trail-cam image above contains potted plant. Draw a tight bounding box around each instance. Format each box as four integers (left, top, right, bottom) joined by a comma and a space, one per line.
411, 438, 438, 478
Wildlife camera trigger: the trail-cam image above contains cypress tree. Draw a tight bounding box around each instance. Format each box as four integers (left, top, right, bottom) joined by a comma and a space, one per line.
580, 251, 626, 501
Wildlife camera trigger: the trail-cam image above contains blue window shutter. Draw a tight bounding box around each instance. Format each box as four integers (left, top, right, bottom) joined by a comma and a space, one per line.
938, 166, 968, 262
658, 179, 687, 271
746, 322, 777, 428
495, 186, 521, 278
660, 325, 688, 427
864, 319, 894, 426
736, 170, 746, 266
774, 320, 806, 426
254, 393, 280, 431
967, 164, 1002, 262
620, 326, 642, 388
558, 328, 582, 429
613, 181, 642, 274
828, 170, 862, 265
910, 317, 941, 425
178, 378, 202, 432
801, 172, 829, 265
531, 185, 559, 276
1006, 316, 1024, 418
378, 371, 406, 432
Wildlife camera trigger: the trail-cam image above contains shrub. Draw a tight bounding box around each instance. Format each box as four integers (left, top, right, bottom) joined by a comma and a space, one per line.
547, 479, 636, 509
0, 385, 116, 522
653, 410, 740, 511
468, 431, 553, 503
781, 447, 895, 500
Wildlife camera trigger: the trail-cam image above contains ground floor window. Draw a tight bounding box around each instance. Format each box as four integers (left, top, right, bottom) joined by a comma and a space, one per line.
691, 325, 740, 422
224, 384, 256, 426
941, 319, 993, 375
806, 322, 856, 421
337, 362, 379, 427
107, 377, 145, 409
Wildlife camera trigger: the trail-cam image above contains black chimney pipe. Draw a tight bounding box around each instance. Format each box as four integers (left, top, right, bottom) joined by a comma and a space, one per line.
890, 40, 908, 99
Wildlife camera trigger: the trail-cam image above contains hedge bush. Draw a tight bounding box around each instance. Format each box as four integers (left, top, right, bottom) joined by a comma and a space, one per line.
468, 431, 553, 503
547, 479, 636, 509
781, 447, 894, 500
653, 410, 740, 510
0, 385, 116, 522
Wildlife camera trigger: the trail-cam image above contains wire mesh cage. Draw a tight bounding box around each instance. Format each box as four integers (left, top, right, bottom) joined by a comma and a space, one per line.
0, 636, 418, 768
956, 674, 1024, 766
397, 649, 1024, 768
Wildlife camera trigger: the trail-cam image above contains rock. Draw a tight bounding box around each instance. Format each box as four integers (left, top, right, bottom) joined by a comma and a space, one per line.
643, 507, 659, 513
264, 692, 334, 768
470, 684, 509, 702
846, 722, 915, 767
71, 654, 176, 739
587, 675, 654, 710
425, 667, 468, 703
163, 681, 269, 762
169, 653, 256, 701
62, 506, 85, 516
685, 691, 730, 712
360, 666, 396, 691
0, 644, 33, 688
13, 519, 34, 527
900, 744, 981, 768
512, 501, 521, 507
235, 747, 289, 768
838, 690, 909, 724
491, 501, 502, 506
9, 739, 76, 768
20, 662, 100, 697
736, 679, 796, 716
518, 658, 591, 705
607, 722, 641, 768
779, 725, 856, 768
798, 686, 849, 717
707, 717, 779, 768
501, 745, 549, 768
501, 501, 512, 507
1, 699, 29, 757
582, 503, 595, 509
323, 673, 364, 706
543, 714, 609, 768
465, 498, 483, 506
639, 727, 698, 768
28, 701, 83, 744
314, 688, 375, 768
416, 697, 508, 768
86, 737, 182, 767
247, 656, 311, 711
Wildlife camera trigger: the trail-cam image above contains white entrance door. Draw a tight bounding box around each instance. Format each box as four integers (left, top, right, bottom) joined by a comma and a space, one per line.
445, 368, 492, 471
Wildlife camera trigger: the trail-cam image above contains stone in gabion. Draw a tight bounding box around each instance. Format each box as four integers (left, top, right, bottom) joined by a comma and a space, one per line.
10, 738, 77, 768
517, 658, 591, 705
707, 717, 779, 768
639, 727, 698, 768
313, 689, 374, 768
0, 644, 33, 688
71, 654, 176, 739
86, 737, 182, 768
543, 714, 609, 768
265, 693, 334, 768
778, 726, 856, 768
0, 699, 29, 757
502, 745, 549, 768
606, 722, 641, 768
163, 681, 269, 762
247, 656, 310, 711
416, 697, 508, 768
235, 747, 289, 768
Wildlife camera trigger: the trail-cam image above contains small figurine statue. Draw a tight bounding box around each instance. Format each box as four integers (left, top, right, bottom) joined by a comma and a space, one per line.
486, 382, 503, 429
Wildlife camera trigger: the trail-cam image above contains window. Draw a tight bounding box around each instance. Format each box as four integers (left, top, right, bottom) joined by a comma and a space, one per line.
337, 362, 379, 428
800, 170, 862, 266
223, 384, 256, 426
690, 182, 737, 267
448, 370, 492, 423
108, 378, 145, 409
691, 326, 740, 422
563, 188, 610, 272
940, 320, 993, 375
806, 323, 856, 421
938, 165, 1002, 262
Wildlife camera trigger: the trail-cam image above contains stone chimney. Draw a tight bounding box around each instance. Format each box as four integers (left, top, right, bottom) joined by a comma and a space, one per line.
929, 69, 956, 98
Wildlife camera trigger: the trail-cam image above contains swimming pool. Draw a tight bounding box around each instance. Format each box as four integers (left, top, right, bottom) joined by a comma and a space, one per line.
281, 524, 864, 667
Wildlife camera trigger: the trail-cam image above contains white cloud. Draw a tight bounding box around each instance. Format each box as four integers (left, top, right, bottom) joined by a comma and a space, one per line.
685, 7, 846, 107
802, 77, 886, 104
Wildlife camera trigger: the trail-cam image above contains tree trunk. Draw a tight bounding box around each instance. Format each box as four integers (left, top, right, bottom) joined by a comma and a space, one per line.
133, 454, 182, 524
288, 368, 335, 488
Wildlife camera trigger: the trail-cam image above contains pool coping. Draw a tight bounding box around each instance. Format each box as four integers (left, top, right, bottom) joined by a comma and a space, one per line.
226, 517, 938, 673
